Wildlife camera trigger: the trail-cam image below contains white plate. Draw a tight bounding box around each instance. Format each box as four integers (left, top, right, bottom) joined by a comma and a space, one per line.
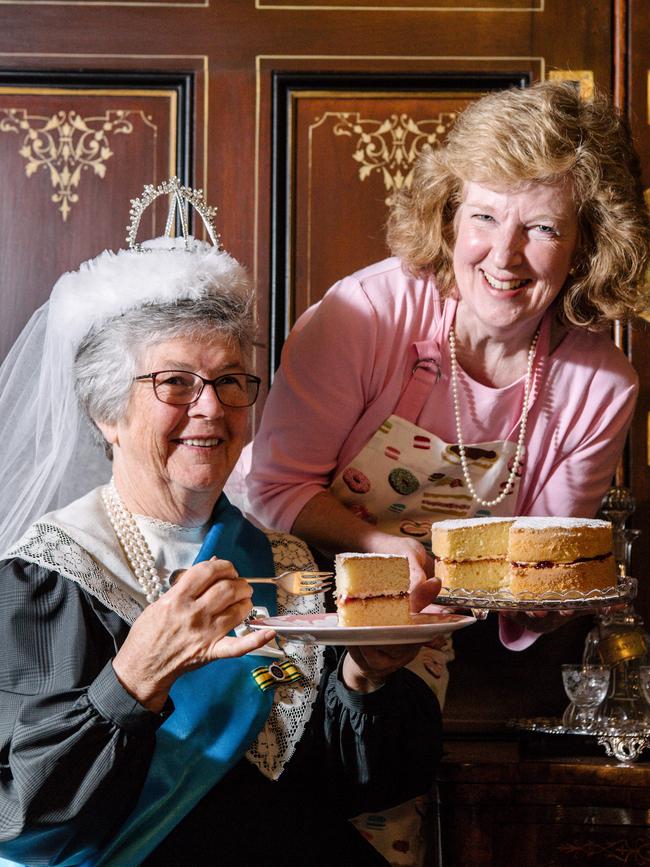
247, 611, 476, 646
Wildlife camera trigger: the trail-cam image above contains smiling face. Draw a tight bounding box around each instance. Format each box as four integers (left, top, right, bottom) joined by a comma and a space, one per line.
98, 333, 251, 523
452, 180, 579, 343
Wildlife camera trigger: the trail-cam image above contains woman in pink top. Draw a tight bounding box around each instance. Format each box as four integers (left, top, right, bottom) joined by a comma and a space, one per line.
247, 78, 649, 867
249, 82, 647, 624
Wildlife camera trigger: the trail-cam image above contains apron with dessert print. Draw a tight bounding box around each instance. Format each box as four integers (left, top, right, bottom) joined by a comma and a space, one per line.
331, 296, 550, 867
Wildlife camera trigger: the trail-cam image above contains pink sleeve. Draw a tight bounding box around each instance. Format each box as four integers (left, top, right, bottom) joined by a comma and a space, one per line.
521, 373, 638, 519
498, 616, 541, 650
503, 360, 638, 650
248, 276, 380, 531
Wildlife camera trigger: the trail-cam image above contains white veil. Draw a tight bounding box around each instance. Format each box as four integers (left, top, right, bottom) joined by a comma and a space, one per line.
0, 179, 250, 555
0, 299, 112, 553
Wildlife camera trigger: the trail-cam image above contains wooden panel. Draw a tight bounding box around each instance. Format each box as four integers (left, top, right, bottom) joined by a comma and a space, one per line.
438, 741, 650, 867
0, 74, 190, 361
441, 809, 650, 866
292, 92, 474, 313
270, 71, 528, 369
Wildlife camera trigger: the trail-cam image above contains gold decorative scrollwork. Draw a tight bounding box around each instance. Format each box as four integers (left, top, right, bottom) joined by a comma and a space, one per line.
0, 109, 136, 220
557, 837, 650, 864
327, 111, 457, 204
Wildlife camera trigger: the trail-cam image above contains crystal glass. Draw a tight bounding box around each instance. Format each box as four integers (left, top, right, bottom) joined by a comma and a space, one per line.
561, 664, 610, 730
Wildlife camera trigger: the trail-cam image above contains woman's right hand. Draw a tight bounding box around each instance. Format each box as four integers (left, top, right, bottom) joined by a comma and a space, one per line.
367, 533, 440, 612
291, 491, 441, 610
112, 558, 275, 712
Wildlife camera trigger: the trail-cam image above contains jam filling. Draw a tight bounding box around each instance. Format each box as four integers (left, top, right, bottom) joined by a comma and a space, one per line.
436, 553, 611, 567
511, 553, 612, 569
338, 592, 409, 604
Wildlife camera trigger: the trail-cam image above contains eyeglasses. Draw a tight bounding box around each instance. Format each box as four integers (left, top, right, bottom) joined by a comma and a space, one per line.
134, 370, 262, 407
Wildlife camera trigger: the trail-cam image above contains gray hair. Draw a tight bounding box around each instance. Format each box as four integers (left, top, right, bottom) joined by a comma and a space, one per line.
73, 293, 256, 452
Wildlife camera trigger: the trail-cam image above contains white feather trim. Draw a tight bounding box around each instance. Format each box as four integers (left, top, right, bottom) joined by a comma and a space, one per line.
48, 237, 251, 352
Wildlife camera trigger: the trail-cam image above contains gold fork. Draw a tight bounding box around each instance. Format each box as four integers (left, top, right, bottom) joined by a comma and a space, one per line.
244, 570, 333, 596
169, 568, 333, 597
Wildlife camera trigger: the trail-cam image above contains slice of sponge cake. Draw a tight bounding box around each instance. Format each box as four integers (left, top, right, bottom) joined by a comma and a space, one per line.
431, 517, 514, 591
335, 553, 411, 627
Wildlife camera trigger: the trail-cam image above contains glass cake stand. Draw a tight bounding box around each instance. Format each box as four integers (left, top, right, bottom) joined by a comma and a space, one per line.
435, 576, 637, 620
508, 716, 650, 764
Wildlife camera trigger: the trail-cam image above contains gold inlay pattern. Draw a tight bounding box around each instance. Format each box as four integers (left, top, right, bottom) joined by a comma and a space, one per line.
324, 110, 457, 204
558, 838, 650, 863
548, 69, 594, 100
0, 108, 147, 221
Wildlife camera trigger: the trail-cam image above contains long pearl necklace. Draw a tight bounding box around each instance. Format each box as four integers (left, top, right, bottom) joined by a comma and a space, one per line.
448, 324, 539, 508
101, 479, 165, 603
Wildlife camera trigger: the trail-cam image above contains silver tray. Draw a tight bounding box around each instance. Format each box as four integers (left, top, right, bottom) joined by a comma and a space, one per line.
508, 716, 605, 737
508, 715, 650, 763
435, 576, 637, 615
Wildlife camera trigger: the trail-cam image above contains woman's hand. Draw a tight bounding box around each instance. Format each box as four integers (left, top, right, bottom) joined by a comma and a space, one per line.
112, 558, 275, 712
342, 644, 421, 693
292, 492, 441, 610
367, 534, 441, 613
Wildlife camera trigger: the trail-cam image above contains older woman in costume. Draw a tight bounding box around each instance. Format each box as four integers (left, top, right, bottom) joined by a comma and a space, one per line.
245, 81, 649, 860
0, 183, 442, 867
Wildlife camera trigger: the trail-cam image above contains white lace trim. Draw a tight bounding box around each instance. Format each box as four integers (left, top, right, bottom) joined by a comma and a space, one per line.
134, 514, 205, 535
5, 524, 325, 782
246, 533, 326, 781
6, 522, 144, 624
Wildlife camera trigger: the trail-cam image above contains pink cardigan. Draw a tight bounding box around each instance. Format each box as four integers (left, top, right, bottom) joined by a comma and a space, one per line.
250, 258, 637, 524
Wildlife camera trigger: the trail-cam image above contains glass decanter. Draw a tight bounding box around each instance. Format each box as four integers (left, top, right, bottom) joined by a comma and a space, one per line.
583, 606, 650, 728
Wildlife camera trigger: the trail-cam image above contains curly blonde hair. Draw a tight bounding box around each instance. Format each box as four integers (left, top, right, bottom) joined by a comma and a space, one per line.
387, 80, 650, 328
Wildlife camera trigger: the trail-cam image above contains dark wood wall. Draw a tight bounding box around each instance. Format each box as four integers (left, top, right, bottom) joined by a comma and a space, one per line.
0, 0, 648, 734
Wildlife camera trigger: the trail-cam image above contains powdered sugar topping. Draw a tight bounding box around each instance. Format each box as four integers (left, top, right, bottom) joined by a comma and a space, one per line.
512, 517, 612, 530
432, 517, 515, 531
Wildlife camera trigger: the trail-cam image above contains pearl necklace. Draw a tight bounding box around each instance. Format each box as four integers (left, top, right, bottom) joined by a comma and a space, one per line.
448, 325, 539, 508
101, 480, 165, 603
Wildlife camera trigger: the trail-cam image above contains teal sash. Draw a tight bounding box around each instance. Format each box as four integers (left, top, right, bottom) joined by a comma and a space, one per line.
0, 495, 276, 867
